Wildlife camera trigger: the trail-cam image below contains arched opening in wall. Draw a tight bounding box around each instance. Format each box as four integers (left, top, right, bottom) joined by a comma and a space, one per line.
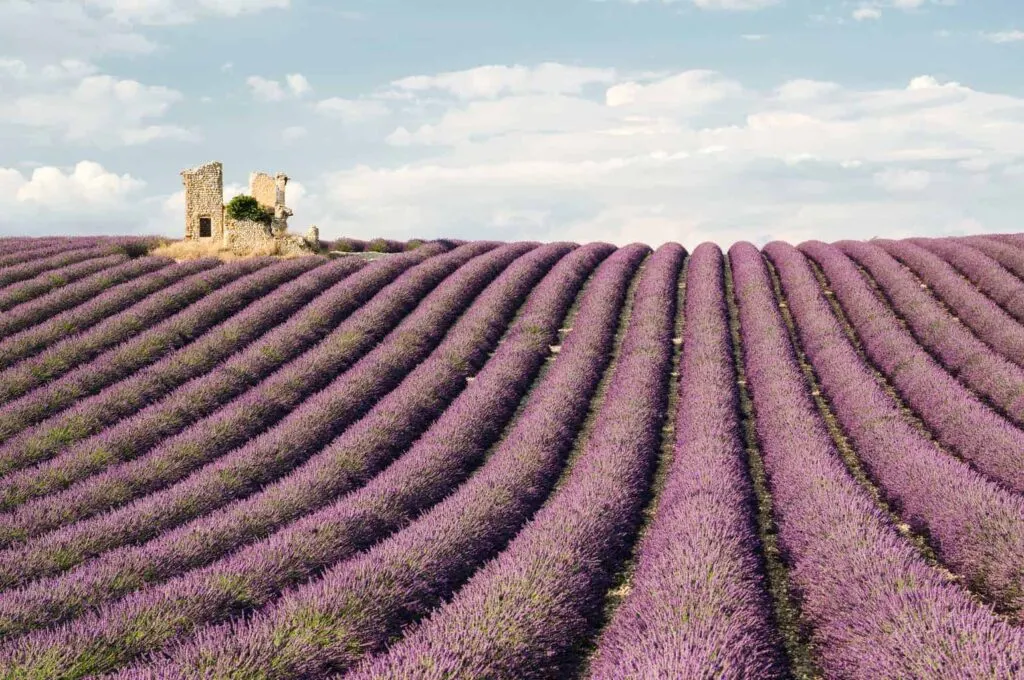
199, 217, 212, 238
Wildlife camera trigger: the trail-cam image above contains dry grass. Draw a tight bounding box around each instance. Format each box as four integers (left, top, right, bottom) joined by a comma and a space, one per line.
151, 239, 303, 261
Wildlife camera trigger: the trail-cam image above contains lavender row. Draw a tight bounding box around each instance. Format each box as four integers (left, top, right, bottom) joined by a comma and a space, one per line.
960, 236, 1024, 281
0, 258, 270, 405
0, 245, 440, 490
0, 242, 511, 580
733, 242, 1024, 677
0, 241, 96, 265
332, 244, 679, 680
989, 233, 1024, 250
588, 243, 786, 679
801, 241, 1024, 494
0, 254, 129, 312
0, 256, 175, 342
838, 240, 1024, 424
0, 257, 220, 372
0, 244, 120, 287
0, 242, 561, 675
127, 242, 647, 679
0, 236, 158, 261
0, 259, 364, 511
0, 256, 325, 447
768, 241, 1024, 617
876, 239, 1024, 368
911, 237, 1024, 325
0, 243, 602, 640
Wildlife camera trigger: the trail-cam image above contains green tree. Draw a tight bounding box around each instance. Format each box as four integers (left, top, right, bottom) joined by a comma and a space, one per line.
225, 195, 272, 225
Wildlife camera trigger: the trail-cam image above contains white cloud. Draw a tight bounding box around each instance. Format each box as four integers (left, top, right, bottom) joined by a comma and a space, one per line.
0, 0, 286, 63
282, 125, 307, 141
622, 0, 780, 9
315, 97, 390, 122
853, 7, 883, 20
775, 79, 841, 101
296, 65, 1024, 245
247, 75, 286, 101
741, 34, 768, 41
79, 0, 289, 26
248, 73, 313, 101
285, 73, 312, 97
605, 70, 742, 110
2, 73, 195, 145
690, 0, 778, 8
391, 63, 616, 100
982, 30, 1024, 44
874, 168, 932, 192
0, 161, 144, 207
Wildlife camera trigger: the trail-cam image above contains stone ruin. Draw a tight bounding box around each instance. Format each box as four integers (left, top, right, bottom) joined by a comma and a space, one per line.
180, 161, 319, 255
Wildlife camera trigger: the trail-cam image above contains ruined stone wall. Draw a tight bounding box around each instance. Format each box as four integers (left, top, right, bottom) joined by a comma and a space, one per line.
182, 160, 226, 240
224, 218, 274, 254
250, 172, 278, 211
182, 162, 225, 241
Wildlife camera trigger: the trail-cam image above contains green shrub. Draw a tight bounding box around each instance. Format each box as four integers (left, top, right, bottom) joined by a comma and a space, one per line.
225, 195, 272, 225
405, 239, 425, 251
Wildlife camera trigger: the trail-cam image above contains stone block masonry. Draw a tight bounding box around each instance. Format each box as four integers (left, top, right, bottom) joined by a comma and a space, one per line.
181, 161, 312, 255
181, 162, 225, 241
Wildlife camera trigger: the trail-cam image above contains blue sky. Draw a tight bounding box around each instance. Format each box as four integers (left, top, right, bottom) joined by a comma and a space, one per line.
0, 0, 1022, 246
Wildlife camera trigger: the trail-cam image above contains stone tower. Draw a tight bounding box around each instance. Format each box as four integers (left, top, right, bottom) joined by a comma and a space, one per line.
250, 171, 292, 236
181, 161, 225, 241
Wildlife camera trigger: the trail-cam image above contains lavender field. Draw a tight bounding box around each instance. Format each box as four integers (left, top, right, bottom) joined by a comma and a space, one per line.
0, 234, 1023, 679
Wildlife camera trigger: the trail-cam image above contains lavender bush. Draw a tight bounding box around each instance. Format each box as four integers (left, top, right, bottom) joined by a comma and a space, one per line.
0, 242, 517, 576
0, 245, 443, 484
0, 256, 175, 341
334, 243, 680, 680
768, 241, 1024, 617
0, 257, 325, 445
0, 258, 222, 373
0, 254, 129, 312
0, 244, 606, 640
801, 240, 1024, 493
876, 238, 1024, 368
588, 242, 786, 680
838, 239, 1024, 425
730, 241, 1023, 678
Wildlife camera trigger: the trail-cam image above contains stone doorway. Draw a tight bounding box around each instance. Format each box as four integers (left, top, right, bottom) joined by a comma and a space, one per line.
199, 217, 212, 238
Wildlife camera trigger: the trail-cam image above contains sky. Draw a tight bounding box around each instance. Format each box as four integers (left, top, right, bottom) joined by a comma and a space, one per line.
0, 0, 1022, 247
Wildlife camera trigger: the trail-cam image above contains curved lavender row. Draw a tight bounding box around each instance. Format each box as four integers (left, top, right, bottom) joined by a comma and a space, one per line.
342, 244, 679, 680
960, 236, 1024, 281
0, 242, 94, 265
0, 258, 270, 405
0, 257, 325, 446
0, 237, 153, 263
767, 241, 1024, 616
0, 243, 603, 640
0, 245, 119, 288
910, 237, 1024, 325
837, 240, 1024, 424
0, 243, 553, 679
133, 243, 649, 680
0, 254, 129, 312
0, 256, 174, 342
0, 242, 515, 579
588, 243, 786, 680
0, 246, 440, 492
876, 239, 1024, 368
732, 242, 1024, 678
801, 241, 1024, 494
0, 259, 364, 511
0, 257, 221, 373
989, 233, 1024, 250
